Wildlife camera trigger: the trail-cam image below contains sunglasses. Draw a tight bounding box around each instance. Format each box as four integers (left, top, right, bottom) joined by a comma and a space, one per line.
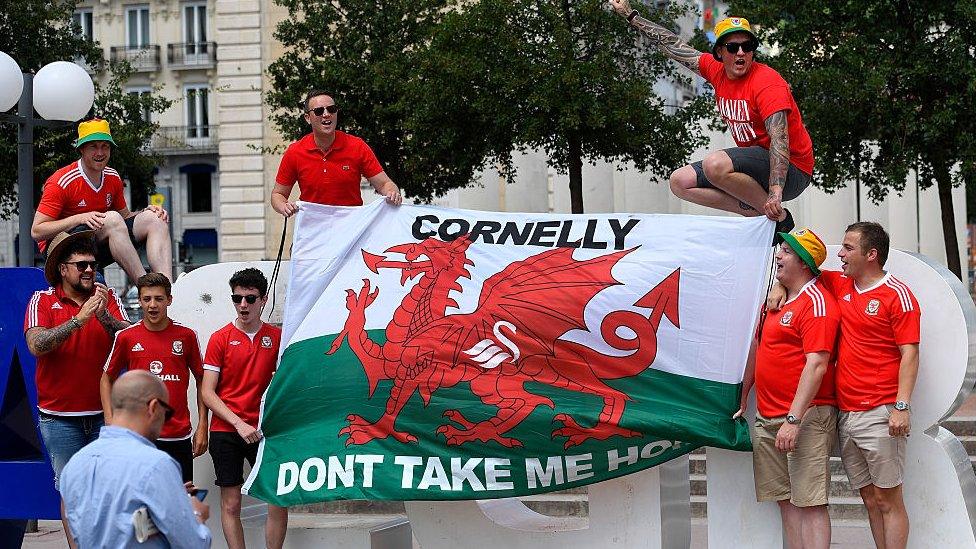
63, 260, 99, 271
151, 398, 175, 421
231, 294, 260, 304
722, 40, 758, 55
307, 105, 339, 116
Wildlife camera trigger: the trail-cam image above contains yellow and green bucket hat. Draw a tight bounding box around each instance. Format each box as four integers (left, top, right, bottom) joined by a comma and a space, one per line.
712, 17, 758, 56
779, 228, 827, 275
74, 118, 116, 148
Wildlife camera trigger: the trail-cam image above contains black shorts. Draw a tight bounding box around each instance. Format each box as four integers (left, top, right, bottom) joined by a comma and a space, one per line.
155, 438, 194, 483
62, 216, 141, 271
692, 146, 812, 201
209, 431, 259, 487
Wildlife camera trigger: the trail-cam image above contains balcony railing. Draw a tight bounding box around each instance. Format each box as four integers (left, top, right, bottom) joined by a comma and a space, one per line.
152, 126, 218, 154
110, 45, 161, 72
167, 42, 217, 69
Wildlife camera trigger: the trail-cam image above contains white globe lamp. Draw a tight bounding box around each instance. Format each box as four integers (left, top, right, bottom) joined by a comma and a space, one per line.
33, 61, 95, 121
0, 51, 24, 112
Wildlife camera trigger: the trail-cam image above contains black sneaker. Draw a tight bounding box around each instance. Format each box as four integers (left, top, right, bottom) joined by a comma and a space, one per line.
772, 209, 794, 246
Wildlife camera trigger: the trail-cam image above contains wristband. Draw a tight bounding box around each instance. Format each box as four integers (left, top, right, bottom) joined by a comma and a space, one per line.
69, 317, 82, 330
627, 10, 639, 23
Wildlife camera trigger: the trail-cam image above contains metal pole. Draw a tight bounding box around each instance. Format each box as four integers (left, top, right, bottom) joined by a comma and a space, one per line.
17, 73, 34, 268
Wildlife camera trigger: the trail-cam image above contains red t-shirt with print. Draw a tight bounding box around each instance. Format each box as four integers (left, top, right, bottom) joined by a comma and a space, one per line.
203, 322, 281, 433
699, 54, 815, 175
36, 161, 128, 252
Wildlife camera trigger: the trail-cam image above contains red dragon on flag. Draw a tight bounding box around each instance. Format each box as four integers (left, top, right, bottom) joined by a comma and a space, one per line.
328, 234, 680, 449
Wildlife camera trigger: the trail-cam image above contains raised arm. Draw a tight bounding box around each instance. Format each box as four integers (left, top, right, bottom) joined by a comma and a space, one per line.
763, 110, 789, 220
609, 0, 702, 75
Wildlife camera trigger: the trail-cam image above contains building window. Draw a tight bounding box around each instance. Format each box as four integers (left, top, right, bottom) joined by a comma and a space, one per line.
186, 172, 212, 213
72, 9, 94, 41
183, 3, 207, 44
126, 5, 151, 48
184, 85, 210, 139
126, 87, 152, 122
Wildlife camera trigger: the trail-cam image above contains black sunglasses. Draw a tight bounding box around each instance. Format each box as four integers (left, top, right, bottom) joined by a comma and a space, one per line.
722, 40, 758, 55
151, 398, 175, 421
307, 105, 339, 116
231, 294, 260, 304
63, 260, 99, 271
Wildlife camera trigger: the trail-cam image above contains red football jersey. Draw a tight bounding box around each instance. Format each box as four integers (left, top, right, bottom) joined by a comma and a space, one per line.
36, 161, 128, 252
698, 54, 815, 175
24, 286, 128, 415
203, 322, 281, 432
819, 271, 921, 411
104, 321, 204, 440
755, 279, 840, 417
275, 131, 384, 206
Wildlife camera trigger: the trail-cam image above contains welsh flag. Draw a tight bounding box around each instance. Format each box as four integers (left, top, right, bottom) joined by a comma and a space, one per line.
243, 201, 772, 505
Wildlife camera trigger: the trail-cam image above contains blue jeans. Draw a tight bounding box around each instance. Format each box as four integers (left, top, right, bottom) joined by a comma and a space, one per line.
37, 412, 104, 490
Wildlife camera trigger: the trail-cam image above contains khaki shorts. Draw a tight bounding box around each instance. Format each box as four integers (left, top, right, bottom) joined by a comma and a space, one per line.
752, 405, 837, 507
838, 404, 906, 490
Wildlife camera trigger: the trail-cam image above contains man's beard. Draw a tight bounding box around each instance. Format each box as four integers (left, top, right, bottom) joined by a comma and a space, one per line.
68, 277, 94, 295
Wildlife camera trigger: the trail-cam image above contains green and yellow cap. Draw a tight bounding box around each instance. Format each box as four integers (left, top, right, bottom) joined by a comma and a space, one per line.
779, 228, 827, 275
74, 118, 116, 148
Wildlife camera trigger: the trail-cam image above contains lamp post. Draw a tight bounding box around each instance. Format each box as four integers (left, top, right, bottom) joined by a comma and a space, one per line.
0, 52, 95, 268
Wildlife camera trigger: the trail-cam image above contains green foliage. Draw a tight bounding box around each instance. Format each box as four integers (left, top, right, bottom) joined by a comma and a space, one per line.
728, 0, 976, 203
0, 0, 171, 218
267, 0, 714, 206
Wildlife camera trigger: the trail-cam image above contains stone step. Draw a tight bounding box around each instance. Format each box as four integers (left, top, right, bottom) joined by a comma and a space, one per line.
690, 495, 868, 520
690, 454, 849, 477
944, 417, 976, 436
519, 491, 589, 517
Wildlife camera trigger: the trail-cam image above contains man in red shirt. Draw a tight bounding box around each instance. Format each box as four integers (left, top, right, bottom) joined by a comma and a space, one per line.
271, 90, 403, 217
768, 222, 920, 548
24, 230, 130, 549
611, 4, 813, 235
200, 268, 287, 549
101, 273, 209, 482
737, 228, 838, 549
31, 118, 173, 281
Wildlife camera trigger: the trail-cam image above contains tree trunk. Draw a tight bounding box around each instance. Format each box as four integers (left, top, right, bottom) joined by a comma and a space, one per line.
934, 162, 963, 280
568, 133, 584, 214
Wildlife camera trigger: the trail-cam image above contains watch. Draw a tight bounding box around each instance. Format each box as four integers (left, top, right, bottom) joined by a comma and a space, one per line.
786, 414, 800, 425
627, 10, 640, 23
894, 401, 911, 411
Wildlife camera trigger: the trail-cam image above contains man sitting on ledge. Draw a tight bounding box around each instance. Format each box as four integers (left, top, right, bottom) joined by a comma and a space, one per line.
31, 118, 173, 281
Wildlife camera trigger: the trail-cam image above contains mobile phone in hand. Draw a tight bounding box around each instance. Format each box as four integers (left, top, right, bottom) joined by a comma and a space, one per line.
192, 489, 208, 502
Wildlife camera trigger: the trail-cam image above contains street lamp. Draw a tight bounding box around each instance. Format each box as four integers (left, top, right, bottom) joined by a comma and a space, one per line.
0, 51, 94, 268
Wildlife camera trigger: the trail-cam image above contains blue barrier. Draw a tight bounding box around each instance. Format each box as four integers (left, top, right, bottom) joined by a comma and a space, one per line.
0, 268, 60, 520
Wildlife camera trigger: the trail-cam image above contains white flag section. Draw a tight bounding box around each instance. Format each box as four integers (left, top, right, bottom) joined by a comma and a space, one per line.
244, 200, 774, 505
283, 201, 773, 385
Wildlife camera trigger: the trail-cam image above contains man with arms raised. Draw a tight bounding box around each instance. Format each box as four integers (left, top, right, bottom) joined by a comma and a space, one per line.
102, 273, 209, 482
61, 370, 211, 548
738, 228, 839, 548
271, 90, 403, 218
24, 231, 130, 549
610, 2, 814, 235
200, 268, 287, 548
31, 118, 173, 280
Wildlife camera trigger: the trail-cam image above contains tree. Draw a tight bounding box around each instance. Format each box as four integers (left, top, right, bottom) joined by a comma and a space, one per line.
0, 0, 171, 218
729, 0, 976, 279
267, 0, 714, 212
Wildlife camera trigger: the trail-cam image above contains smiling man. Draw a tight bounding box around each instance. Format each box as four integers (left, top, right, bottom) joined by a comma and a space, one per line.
271, 90, 402, 218
31, 118, 173, 281
101, 273, 208, 482
609, 4, 813, 236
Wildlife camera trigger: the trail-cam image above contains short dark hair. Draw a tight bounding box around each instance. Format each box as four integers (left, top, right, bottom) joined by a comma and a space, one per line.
61, 238, 97, 262
137, 272, 172, 297
846, 221, 890, 267
229, 268, 268, 297
304, 90, 333, 111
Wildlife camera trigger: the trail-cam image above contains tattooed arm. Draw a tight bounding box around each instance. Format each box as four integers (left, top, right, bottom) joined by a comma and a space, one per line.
763, 110, 789, 220
96, 308, 130, 337
608, 0, 702, 75
26, 321, 82, 356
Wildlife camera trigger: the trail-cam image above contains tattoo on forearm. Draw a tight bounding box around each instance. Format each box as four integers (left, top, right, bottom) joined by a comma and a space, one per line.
765, 111, 790, 189
630, 14, 702, 74
97, 310, 130, 336
26, 322, 78, 355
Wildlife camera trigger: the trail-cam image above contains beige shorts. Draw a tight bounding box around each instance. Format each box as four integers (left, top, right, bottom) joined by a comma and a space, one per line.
838, 404, 906, 490
752, 405, 837, 507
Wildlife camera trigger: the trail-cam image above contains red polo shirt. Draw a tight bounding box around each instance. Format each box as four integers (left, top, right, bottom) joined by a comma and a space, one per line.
203, 322, 281, 433
275, 131, 384, 206
24, 286, 129, 415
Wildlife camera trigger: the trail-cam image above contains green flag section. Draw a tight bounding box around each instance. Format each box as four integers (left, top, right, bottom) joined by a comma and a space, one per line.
244, 330, 749, 505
